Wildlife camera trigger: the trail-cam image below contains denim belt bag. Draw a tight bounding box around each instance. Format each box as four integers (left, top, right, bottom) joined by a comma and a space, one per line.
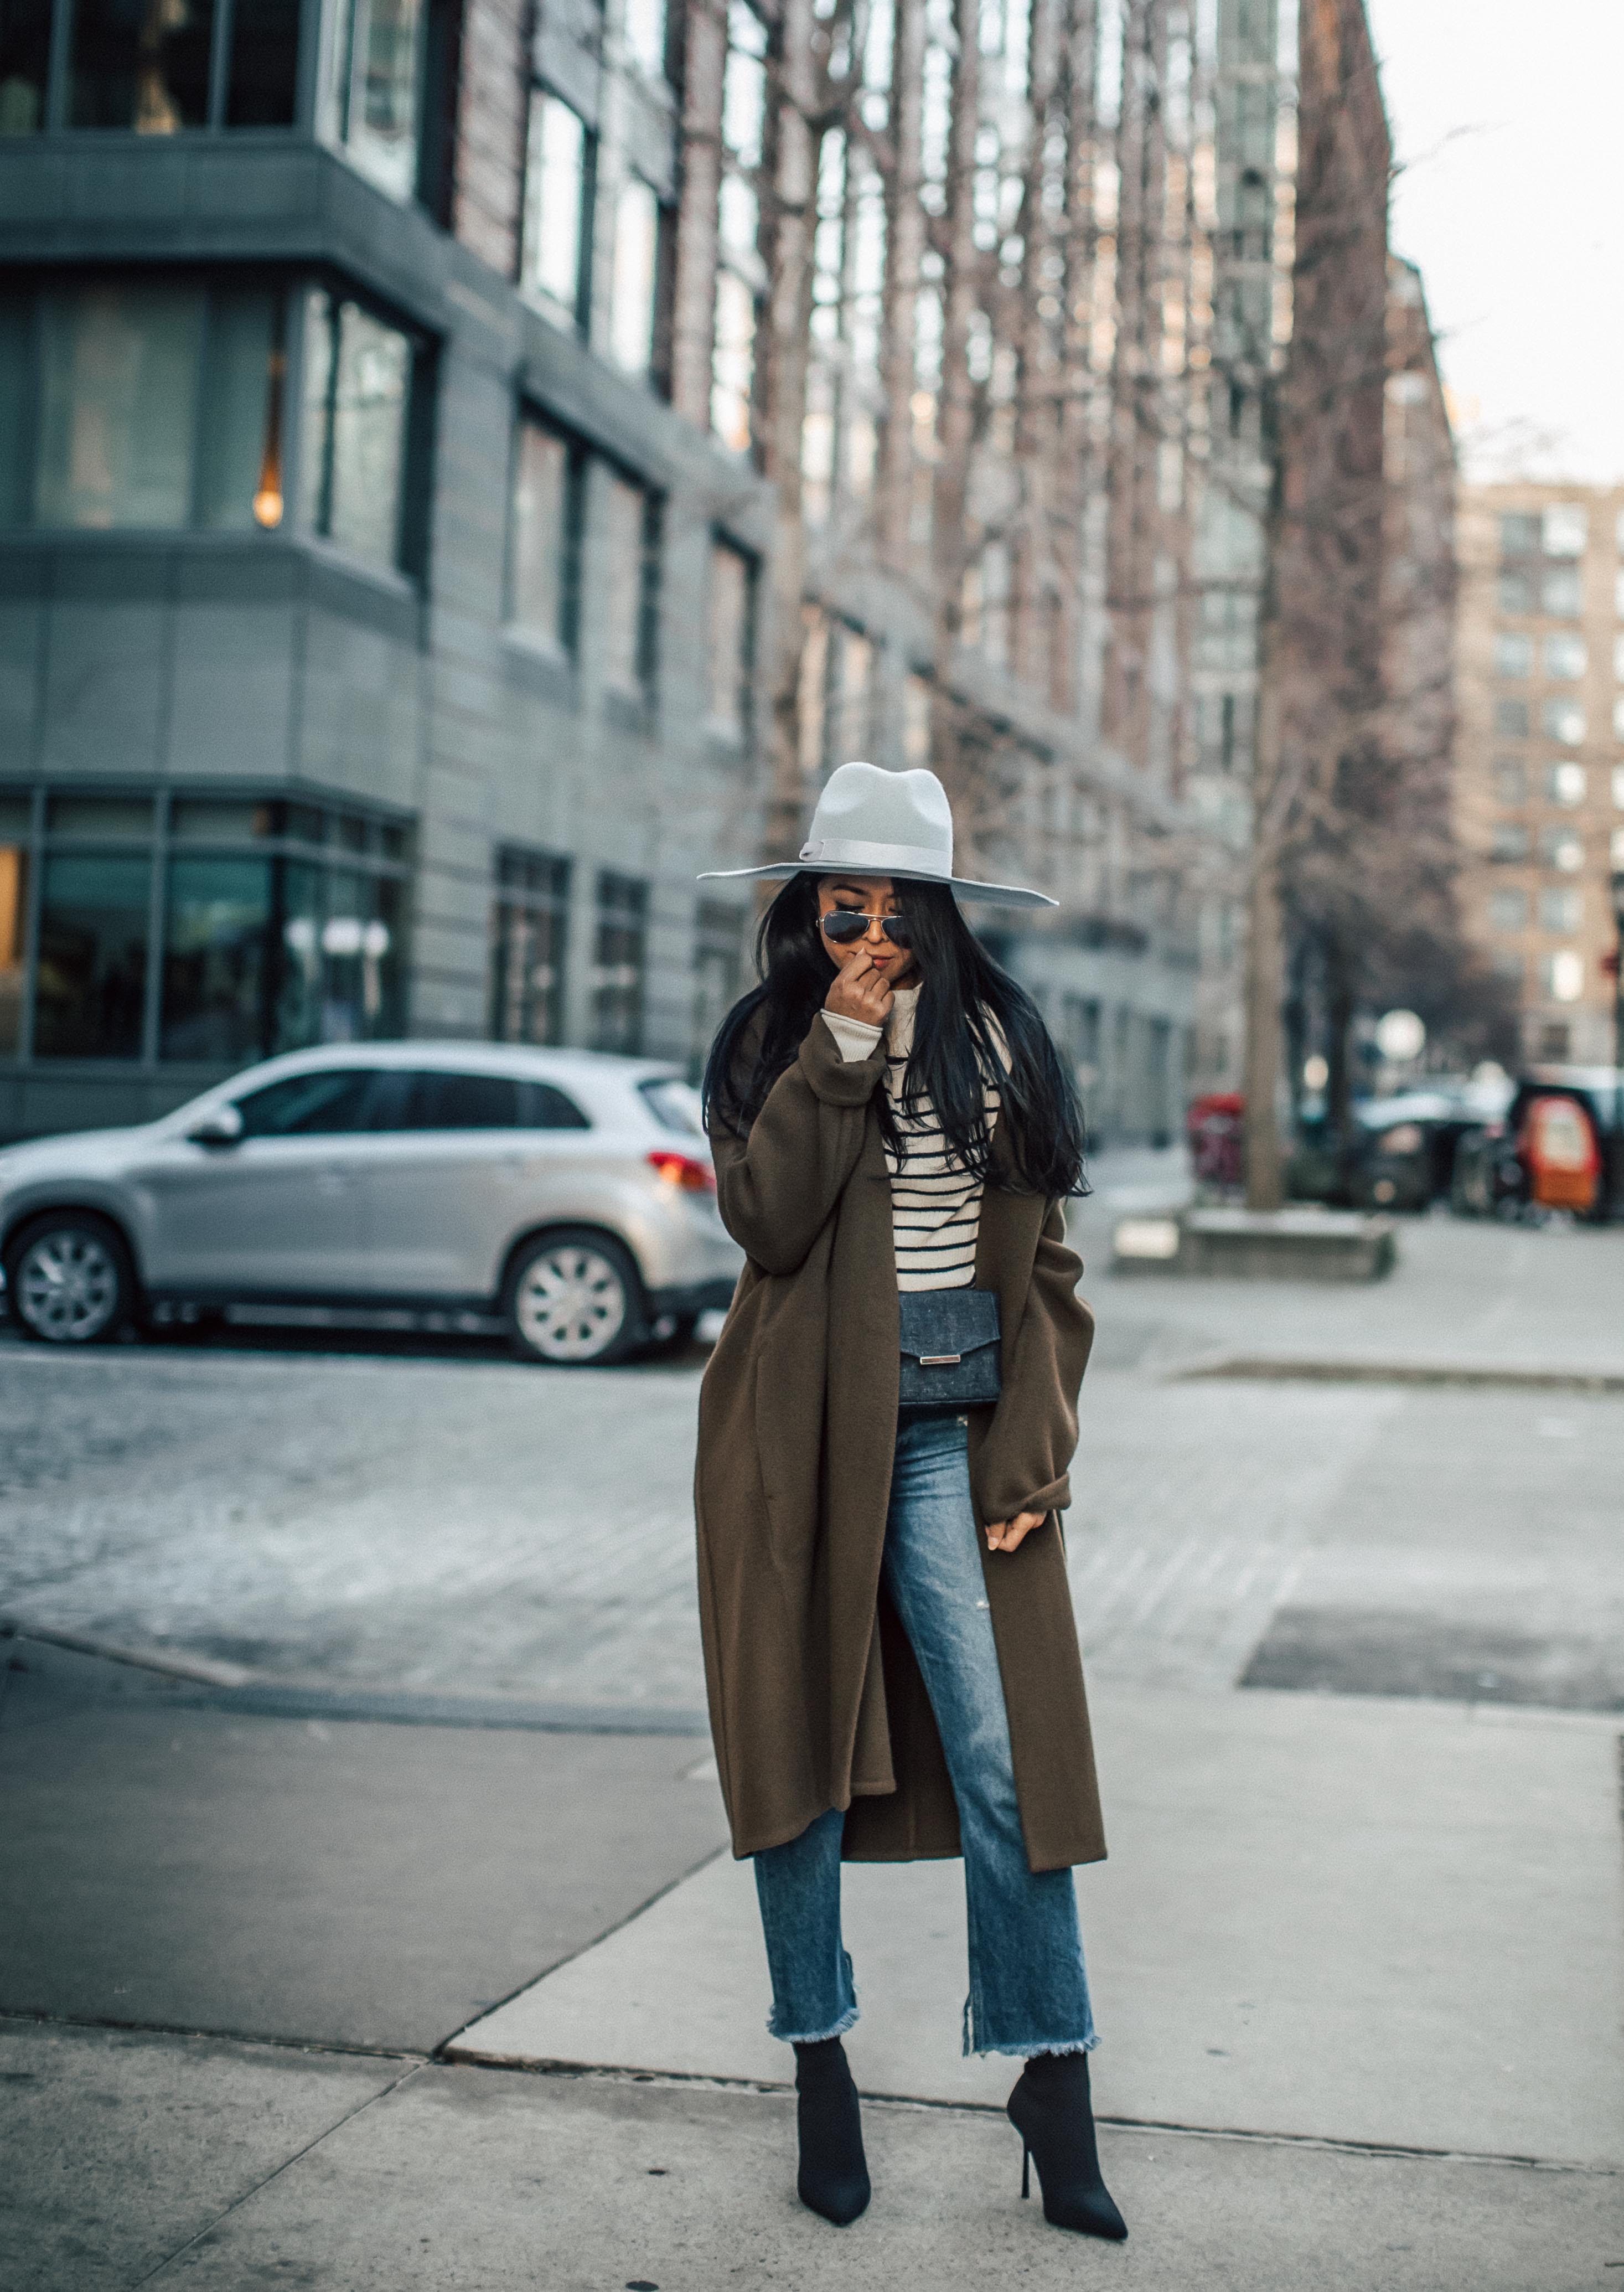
897, 1287, 1002, 1410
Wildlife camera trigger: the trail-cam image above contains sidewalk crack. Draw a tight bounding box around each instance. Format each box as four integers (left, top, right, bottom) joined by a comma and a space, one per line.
130, 2059, 427, 2285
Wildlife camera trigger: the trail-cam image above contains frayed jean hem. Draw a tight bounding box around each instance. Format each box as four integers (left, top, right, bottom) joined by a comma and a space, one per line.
963, 1992, 1098, 2059
768, 1999, 860, 2047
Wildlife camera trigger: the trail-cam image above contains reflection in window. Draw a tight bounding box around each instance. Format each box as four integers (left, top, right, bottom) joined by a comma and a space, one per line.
610, 176, 660, 376
70, 0, 214, 130
1544, 951, 1584, 1002
1548, 762, 1586, 807
298, 290, 411, 567
161, 854, 272, 1061
591, 870, 646, 1054
1543, 634, 1585, 681
623, 0, 666, 78
0, 827, 27, 1055
7, 280, 288, 534
1541, 564, 1581, 618
707, 540, 754, 736
1487, 889, 1526, 933
1543, 504, 1587, 559
1542, 699, 1584, 747
34, 851, 151, 1059
0, 0, 52, 131
236, 1067, 379, 1134
335, 0, 426, 198
1492, 632, 1531, 680
1541, 827, 1584, 873
603, 473, 659, 700
522, 91, 592, 321
711, 270, 756, 453
510, 416, 583, 652
489, 846, 570, 1046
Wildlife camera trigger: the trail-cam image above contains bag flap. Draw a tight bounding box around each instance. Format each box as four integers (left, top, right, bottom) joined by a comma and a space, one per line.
897, 1287, 1001, 1364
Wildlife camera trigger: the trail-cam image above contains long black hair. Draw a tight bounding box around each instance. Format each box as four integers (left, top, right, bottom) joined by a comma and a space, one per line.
702, 872, 1090, 1200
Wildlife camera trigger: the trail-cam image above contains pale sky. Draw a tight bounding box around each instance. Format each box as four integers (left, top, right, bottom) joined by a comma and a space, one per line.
1363, 0, 1624, 487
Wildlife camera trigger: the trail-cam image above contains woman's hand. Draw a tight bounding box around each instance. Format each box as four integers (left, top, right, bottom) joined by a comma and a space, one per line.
825, 946, 894, 1029
985, 1510, 1044, 1553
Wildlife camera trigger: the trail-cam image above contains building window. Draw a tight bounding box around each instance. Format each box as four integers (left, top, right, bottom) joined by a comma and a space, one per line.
1548, 762, 1587, 807
509, 413, 583, 653
707, 539, 755, 738
1541, 827, 1584, 873
0, 791, 410, 1066
1542, 564, 1581, 618
1496, 570, 1534, 616
1542, 699, 1585, 747
1544, 634, 1586, 682
0, 0, 51, 131
603, 473, 660, 702
489, 848, 570, 1046
2, 279, 290, 535
330, 0, 427, 197
1489, 822, 1529, 863
58, 0, 299, 132
623, 0, 668, 79
1493, 699, 1529, 740
522, 90, 593, 326
904, 673, 932, 765
1492, 760, 1526, 806
1539, 888, 1581, 935
1488, 889, 1527, 933
1613, 765, 1624, 810
690, 900, 743, 1079
1543, 504, 1587, 559
609, 177, 661, 377
591, 870, 647, 1053
1492, 632, 1531, 680
1498, 512, 1540, 559
1543, 951, 1584, 1003
0, 797, 28, 1055
712, 271, 757, 454
298, 289, 415, 568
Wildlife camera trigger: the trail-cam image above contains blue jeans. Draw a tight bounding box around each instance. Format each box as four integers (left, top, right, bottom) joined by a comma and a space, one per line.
753, 1411, 1098, 2058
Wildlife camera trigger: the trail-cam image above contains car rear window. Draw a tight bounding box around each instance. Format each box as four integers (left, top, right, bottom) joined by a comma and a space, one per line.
638, 1077, 705, 1138
365, 1071, 592, 1132
235, 1071, 379, 1137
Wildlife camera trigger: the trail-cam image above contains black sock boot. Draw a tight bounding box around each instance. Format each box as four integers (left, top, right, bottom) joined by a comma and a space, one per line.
792, 2037, 870, 2226
1006, 2050, 1127, 2241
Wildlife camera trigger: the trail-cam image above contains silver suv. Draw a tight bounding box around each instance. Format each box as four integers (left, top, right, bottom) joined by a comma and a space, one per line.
0, 1043, 742, 1365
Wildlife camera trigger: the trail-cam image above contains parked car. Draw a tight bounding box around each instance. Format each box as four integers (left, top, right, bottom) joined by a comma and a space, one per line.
1287, 1090, 1482, 1211
1451, 1066, 1624, 1224
0, 1043, 744, 1364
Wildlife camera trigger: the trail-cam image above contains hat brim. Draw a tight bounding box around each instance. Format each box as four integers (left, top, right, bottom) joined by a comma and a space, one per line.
696, 863, 1056, 911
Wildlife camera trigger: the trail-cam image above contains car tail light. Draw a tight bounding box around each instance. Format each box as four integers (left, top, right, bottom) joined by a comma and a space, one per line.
647, 1150, 717, 1194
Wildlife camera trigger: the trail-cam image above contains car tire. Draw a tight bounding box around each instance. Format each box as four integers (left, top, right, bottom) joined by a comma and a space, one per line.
5, 1211, 137, 1345
503, 1229, 645, 1367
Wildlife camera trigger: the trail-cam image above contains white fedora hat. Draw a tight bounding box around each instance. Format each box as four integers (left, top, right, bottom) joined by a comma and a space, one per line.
698, 761, 1056, 911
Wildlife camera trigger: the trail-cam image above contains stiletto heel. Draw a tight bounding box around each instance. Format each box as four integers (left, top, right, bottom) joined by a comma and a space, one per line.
1006, 2052, 1127, 2242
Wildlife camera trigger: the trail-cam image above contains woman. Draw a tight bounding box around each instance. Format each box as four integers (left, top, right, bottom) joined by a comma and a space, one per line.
696, 762, 1124, 2242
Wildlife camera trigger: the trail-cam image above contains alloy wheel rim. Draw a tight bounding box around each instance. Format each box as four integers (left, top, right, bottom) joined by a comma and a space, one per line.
18, 1231, 120, 1341
515, 1246, 628, 1361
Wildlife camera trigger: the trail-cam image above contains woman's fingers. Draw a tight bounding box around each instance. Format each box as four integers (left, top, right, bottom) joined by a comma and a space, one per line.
985, 1510, 1045, 1553
826, 947, 893, 1024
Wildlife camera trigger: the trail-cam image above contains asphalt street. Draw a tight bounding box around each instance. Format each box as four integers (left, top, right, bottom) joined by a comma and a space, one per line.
3, 1180, 1622, 2288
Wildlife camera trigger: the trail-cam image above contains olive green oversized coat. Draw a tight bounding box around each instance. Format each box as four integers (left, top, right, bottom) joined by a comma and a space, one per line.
694, 1011, 1105, 1873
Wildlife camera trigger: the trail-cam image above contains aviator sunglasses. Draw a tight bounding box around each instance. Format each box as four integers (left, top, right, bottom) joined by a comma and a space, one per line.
820, 909, 914, 949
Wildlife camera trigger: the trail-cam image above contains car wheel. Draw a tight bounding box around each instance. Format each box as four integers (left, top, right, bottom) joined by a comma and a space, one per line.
503, 1230, 644, 1366
6, 1212, 136, 1345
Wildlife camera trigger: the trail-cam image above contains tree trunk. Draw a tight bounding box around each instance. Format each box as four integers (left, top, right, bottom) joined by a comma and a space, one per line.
669, 0, 728, 429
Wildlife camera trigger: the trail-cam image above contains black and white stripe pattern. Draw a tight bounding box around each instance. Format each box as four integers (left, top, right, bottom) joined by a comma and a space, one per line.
882, 988, 1001, 1294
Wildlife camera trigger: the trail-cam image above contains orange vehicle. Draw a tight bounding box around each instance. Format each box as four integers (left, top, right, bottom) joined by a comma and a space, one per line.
1519, 1092, 1602, 1214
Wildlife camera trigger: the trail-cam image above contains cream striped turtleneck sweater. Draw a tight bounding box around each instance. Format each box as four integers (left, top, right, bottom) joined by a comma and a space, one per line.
823, 985, 1004, 1292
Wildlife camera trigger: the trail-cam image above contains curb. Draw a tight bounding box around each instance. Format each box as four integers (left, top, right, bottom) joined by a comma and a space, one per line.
1168, 1356, 1624, 1395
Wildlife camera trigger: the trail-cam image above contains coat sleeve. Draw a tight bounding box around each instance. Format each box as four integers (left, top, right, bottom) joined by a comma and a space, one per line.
974, 1199, 1094, 1525
711, 1016, 888, 1276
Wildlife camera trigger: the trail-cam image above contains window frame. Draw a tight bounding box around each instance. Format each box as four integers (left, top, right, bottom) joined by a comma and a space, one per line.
520, 85, 598, 334
505, 406, 587, 658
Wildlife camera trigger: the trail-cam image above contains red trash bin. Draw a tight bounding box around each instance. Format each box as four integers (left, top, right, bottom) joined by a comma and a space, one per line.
1188, 1092, 1245, 1190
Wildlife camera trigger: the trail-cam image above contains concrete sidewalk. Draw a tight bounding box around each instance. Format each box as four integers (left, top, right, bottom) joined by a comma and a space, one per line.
4, 1636, 1620, 2289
